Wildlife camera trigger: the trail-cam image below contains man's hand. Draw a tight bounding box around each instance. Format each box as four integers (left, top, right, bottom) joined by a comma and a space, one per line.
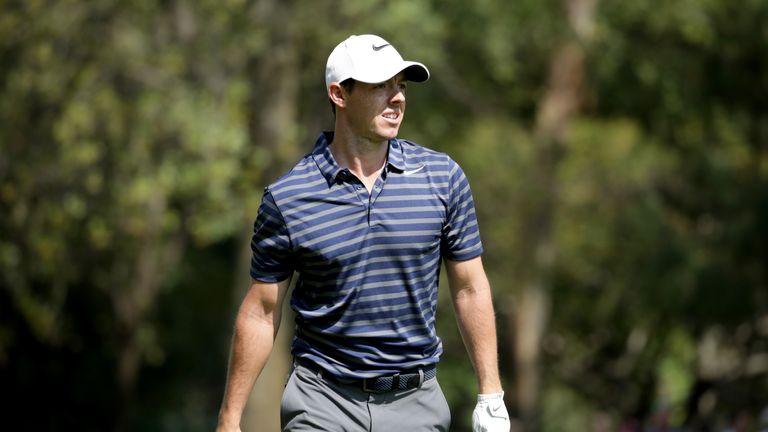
472, 392, 510, 432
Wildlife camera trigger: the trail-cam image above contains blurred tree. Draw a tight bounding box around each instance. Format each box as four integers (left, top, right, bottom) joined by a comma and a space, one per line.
1, 0, 766, 431
0, 0, 261, 429
511, 0, 598, 428
234, 0, 301, 430
539, 0, 768, 428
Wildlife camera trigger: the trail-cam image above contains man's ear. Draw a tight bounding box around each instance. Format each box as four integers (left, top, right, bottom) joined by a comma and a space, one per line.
328, 83, 347, 110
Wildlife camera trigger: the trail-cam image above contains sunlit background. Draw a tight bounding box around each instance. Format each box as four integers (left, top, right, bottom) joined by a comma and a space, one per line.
1, 0, 767, 430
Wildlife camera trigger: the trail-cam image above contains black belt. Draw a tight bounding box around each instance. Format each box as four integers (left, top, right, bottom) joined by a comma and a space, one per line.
297, 359, 437, 393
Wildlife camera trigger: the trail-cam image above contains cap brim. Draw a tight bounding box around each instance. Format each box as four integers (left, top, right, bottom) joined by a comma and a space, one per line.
401, 62, 430, 82
352, 61, 430, 85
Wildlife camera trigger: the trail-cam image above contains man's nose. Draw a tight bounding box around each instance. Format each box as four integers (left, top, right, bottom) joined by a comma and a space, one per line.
390, 88, 405, 104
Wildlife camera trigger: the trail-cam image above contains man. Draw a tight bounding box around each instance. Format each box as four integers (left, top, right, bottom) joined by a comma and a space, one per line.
217, 34, 510, 432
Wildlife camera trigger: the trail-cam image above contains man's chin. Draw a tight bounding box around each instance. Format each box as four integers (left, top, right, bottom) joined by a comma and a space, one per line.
379, 127, 400, 140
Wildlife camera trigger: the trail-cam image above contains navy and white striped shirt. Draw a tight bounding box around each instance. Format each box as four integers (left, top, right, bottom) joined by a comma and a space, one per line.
250, 132, 483, 379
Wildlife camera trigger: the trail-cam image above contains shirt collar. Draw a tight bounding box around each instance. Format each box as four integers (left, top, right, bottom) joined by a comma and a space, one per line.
312, 132, 407, 186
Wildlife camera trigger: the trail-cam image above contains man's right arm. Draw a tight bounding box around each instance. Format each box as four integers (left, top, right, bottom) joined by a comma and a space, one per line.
217, 277, 292, 432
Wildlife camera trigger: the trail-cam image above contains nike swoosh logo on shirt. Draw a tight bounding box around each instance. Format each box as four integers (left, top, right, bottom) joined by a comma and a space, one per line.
402, 165, 425, 175
372, 43, 391, 51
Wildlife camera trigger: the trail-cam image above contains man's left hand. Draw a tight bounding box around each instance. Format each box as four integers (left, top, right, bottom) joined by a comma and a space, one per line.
472, 392, 510, 432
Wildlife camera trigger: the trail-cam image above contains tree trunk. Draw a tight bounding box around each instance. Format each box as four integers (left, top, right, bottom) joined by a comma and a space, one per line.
233, 0, 300, 430
112, 190, 185, 431
511, 0, 596, 429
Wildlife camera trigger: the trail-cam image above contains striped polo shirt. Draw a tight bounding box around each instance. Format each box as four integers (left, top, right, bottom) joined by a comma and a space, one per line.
250, 132, 483, 379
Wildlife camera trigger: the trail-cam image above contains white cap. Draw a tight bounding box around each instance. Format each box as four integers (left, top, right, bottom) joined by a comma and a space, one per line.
325, 34, 430, 91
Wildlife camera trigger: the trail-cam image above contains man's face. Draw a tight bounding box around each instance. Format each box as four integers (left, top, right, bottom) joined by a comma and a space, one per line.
342, 73, 407, 143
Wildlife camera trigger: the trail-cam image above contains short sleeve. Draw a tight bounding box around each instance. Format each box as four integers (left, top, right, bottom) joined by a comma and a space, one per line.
250, 190, 294, 282
441, 158, 484, 261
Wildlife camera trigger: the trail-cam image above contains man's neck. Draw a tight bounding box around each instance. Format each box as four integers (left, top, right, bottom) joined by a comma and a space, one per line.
329, 128, 389, 180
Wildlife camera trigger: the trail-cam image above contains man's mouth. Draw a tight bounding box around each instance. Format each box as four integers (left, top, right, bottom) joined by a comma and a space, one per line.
382, 112, 400, 120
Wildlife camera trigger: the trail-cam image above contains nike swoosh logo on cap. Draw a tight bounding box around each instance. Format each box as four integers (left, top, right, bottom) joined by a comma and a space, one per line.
372, 43, 391, 51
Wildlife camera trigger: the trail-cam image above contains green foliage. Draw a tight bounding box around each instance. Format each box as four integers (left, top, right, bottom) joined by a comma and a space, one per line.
1, 0, 767, 430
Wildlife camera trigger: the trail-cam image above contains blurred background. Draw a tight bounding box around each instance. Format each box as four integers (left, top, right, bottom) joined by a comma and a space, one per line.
1, 0, 767, 430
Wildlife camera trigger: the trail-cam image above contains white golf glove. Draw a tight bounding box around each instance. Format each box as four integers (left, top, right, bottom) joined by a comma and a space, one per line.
472, 391, 510, 432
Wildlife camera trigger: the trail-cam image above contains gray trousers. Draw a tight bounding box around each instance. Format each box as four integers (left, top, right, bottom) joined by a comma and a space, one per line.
280, 363, 451, 431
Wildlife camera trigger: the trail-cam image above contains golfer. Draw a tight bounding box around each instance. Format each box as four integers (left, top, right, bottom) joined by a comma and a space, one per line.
217, 34, 510, 432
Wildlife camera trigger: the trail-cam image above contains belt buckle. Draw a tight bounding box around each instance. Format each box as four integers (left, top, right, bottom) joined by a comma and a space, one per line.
362, 369, 425, 393
362, 377, 380, 393
416, 368, 425, 388
363, 372, 401, 393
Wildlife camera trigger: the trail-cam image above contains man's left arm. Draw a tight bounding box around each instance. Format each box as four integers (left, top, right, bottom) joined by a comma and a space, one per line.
445, 256, 502, 393
446, 256, 511, 432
